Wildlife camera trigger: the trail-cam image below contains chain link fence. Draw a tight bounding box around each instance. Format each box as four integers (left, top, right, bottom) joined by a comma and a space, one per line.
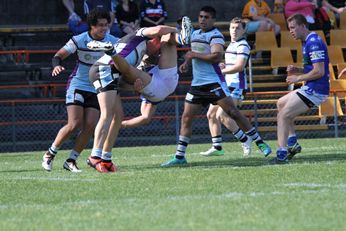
1, 90, 345, 153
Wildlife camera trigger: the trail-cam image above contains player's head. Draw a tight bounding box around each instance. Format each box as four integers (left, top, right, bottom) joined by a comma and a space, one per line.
146, 37, 161, 57
229, 17, 246, 42
198, 6, 216, 32
87, 9, 111, 40
287, 14, 309, 40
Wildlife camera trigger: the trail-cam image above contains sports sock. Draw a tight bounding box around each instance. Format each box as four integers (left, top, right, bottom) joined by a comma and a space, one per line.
233, 128, 248, 143
48, 144, 59, 156
287, 135, 298, 147
212, 135, 222, 150
175, 136, 190, 159
91, 148, 102, 158
246, 128, 263, 144
101, 151, 112, 161
67, 149, 80, 161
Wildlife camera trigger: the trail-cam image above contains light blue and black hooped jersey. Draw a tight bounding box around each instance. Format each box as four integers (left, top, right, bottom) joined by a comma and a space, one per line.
190, 27, 225, 86
63, 31, 118, 93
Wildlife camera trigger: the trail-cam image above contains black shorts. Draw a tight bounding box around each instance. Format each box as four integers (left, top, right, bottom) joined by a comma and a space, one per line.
89, 63, 120, 94
185, 83, 229, 106
66, 89, 100, 110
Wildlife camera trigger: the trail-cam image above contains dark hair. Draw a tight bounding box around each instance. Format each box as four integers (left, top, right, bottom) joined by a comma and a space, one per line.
230, 17, 246, 30
87, 9, 111, 28
287, 14, 308, 27
200, 6, 216, 18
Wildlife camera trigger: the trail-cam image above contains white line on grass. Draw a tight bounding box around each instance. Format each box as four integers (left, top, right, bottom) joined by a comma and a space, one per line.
0, 200, 98, 210
284, 182, 346, 189
8, 176, 98, 182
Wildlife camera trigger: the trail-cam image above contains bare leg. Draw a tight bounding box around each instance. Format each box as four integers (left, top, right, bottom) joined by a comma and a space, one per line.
206, 104, 222, 137
217, 97, 252, 132
52, 105, 84, 148
277, 91, 309, 148
72, 107, 99, 153
93, 91, 119, 150
102, 95, 123, 152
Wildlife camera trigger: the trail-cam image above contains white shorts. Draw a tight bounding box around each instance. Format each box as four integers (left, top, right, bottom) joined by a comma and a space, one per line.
140, 66, 179, 102
296, 85, 328, 107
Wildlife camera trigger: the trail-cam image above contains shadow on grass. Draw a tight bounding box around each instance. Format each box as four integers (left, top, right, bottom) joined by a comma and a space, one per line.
120, 153, 346, 171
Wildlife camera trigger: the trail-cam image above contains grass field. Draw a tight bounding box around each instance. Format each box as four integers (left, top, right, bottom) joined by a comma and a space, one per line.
1, 138, 346, 231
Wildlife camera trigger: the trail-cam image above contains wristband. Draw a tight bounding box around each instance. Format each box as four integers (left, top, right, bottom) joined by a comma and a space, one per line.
52, 56, 62, 68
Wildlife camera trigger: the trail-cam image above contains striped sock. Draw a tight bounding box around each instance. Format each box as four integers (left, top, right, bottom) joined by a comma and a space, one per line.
212, 135, 222, 150
48, 144, 59, 156
175, 136, 190, 159
233, 128, 248, 143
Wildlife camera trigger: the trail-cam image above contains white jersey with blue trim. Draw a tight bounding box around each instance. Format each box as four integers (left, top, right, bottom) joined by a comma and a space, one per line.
224, 38, 250, 90
63, 31, 119, 93
190, 28, 225, 86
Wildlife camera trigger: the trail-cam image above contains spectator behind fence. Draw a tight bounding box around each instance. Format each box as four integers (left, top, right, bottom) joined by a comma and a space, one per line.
285, 0, 332, 37
116, 0, 140, 35
323, 0, 346, 27
140, 0, 167, 27
62, 0, 88, 34
242, 0, 281, 35
285, 0, 316, 25
274, 0, 286, 13
63, 0, 122, 37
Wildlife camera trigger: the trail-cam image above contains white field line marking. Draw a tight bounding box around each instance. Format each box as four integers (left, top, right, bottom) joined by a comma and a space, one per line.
165, 188, 337, 201
284, 182, 346, 189
0, 200, 98, 210
8, 176, 98, 182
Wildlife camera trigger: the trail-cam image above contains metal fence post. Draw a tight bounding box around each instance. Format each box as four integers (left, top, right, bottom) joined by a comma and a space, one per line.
175, 96, 180, 143
11, 102, 17, 152
333, 93, 339, 138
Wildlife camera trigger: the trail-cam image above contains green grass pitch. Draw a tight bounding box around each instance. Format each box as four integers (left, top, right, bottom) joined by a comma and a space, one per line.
1, 138, 346, 231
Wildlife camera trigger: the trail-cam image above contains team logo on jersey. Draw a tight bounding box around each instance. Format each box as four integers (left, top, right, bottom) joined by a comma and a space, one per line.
84, 54, 92, 61
310, 50, 324, 60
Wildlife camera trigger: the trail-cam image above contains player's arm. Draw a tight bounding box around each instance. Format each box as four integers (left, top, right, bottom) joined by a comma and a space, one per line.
184, 43, 224, 64
121, 102, 157, 128
51, 48, 70, 77
286, 62, 325, 84
221, 56, 247, 75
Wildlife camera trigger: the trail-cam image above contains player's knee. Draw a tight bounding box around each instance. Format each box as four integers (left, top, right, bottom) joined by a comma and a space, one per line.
224, 107, 240, 120
206, 110, 216, 120
181, 113, 193, 125
67, 120, 82, 132
277, 98, 285, 111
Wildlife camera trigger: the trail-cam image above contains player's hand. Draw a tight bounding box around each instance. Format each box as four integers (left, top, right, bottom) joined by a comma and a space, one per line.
179, 62, 189, 73
52, 65, 65, 77
184, 51, 194, 60
219, 62, 225, 69
134, 78, 145, 92
286, 65, 299, 74
286, 75, 300, 84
